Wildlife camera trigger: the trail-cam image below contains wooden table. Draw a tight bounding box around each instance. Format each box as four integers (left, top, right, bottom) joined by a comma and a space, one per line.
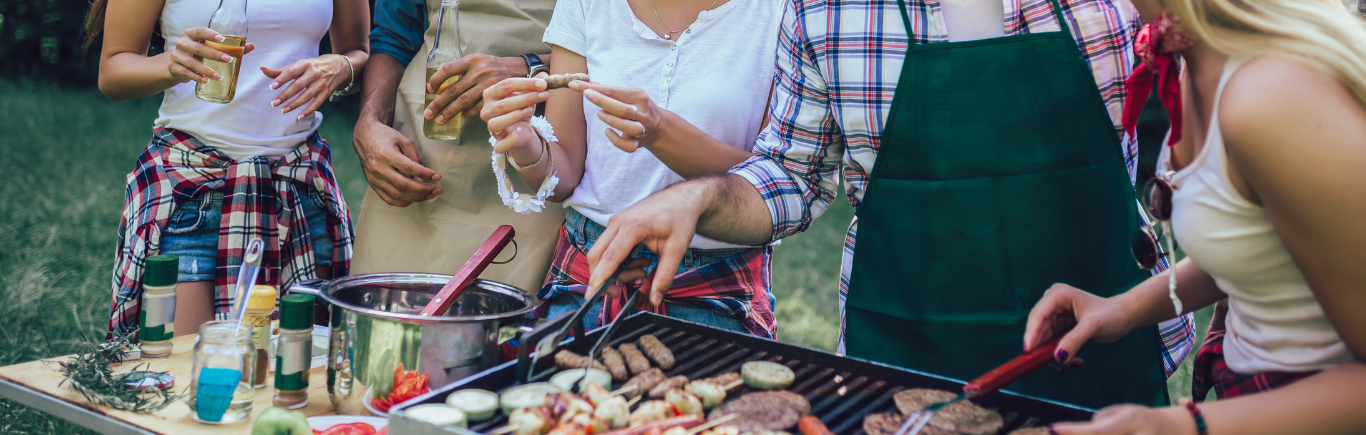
0, 334, 337, 435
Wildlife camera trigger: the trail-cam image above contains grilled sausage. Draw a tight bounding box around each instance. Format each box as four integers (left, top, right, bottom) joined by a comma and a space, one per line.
618, 343, 652, 375
555, 350, 607, 371
600, 346, 630, 381
637, 334, 675, 369
798, 416, 834, 435
648, 375, 689, 399
621, 368, 666, 399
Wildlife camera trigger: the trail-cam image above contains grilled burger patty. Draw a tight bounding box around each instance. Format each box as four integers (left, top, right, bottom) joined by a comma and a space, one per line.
707, 391, 811, 432
862, 413, 954, 435
893, 389, 1004, 435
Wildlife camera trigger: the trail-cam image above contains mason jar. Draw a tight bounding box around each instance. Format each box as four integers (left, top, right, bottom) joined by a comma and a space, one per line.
188, 321, 256, 424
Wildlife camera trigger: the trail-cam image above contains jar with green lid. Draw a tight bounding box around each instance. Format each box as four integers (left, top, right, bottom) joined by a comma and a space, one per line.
274, 294, 315, 409
139, 255, 179, 358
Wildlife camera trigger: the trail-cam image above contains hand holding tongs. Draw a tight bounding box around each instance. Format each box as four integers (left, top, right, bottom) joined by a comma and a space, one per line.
521, 247, 649, 384
894, 337, 1063, 435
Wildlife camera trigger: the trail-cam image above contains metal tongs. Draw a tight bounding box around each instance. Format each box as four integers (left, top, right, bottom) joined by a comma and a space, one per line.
894, 337, 1062, 435
517, 248, 649, 384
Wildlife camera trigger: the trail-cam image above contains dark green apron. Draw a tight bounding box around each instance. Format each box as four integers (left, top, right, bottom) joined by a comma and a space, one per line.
844, 0, 1168, 409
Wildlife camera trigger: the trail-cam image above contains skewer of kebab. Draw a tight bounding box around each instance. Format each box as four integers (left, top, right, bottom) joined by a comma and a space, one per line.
636, 334, 675, 369
600, 346, 630, 381
619, 368, 666, 399
654, 414, 739, 435
617, 343, 653, 375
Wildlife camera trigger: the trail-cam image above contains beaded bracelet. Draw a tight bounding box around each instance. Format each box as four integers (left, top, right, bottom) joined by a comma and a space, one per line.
1180, 399, 1208, 435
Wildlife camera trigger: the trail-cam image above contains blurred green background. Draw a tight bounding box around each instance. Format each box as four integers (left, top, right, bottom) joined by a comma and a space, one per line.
0, 0, 1208, 432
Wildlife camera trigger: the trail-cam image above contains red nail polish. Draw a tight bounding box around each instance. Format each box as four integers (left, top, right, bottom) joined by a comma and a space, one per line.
1055, 349, 1069, 363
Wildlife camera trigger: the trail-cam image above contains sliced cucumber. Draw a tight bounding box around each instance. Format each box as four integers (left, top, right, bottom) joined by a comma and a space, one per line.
445, 389, 500, 422
741, 361, 795, 390
550, 369, 612, 393
500, 382, 564, 416
405, 403, 468, 429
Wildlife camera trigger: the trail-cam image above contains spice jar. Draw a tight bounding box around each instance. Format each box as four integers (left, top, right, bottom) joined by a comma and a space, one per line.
139, 255, 179, 358
189, 320, 255, 424
273, 294, 315, 409
245, 285, 276, 388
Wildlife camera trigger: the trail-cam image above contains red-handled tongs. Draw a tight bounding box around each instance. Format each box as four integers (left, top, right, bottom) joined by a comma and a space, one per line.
418, 225, 517, 317
893, 337, 1063, 435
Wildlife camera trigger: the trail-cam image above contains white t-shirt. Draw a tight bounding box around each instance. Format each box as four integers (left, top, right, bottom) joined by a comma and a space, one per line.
155, 0, 332, 161
543, 0, 781, 249
940, 0, 1005, 42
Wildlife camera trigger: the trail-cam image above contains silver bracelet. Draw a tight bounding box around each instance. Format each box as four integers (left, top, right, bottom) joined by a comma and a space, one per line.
329, 54, 357, 101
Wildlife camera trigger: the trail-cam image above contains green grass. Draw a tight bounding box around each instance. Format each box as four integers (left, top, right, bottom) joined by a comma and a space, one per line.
0, 79, 1202, 433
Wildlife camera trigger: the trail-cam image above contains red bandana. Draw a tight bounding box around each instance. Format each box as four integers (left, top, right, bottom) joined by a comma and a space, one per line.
1121, 10, 1194, 147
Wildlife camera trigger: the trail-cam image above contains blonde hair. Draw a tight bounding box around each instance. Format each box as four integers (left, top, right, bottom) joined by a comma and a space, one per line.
1162, 0, 1366, 107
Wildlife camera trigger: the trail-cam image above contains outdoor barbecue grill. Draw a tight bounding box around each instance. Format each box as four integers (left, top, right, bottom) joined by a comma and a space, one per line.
389, 312, 1095, 435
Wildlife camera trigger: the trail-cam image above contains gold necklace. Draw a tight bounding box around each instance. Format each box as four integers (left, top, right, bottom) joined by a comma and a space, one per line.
649, 0, 720, 40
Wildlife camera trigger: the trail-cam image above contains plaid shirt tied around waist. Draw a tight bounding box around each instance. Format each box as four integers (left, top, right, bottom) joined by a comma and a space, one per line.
109, 128, 353, 336
727, 0, 1195, 373
537, 227, 777, 339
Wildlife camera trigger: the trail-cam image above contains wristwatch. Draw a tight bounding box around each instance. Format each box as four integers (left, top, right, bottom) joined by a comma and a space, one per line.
522, 54, 550, 78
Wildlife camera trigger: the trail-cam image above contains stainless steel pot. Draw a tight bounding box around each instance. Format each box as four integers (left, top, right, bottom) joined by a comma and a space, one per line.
289, 273, 536, 415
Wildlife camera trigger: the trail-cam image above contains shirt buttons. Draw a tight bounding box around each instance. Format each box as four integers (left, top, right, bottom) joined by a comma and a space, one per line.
666, 62, 673, 67
670, 45, 676, 51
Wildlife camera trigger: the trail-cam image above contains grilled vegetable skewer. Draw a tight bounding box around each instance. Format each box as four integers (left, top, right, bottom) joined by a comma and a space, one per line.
649, 375, 690, 399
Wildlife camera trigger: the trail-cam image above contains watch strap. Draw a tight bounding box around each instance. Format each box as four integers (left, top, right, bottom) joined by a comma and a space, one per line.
522, 53, 550, 78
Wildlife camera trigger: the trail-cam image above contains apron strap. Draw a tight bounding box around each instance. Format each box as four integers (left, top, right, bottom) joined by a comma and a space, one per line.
895, 0, 1075, 43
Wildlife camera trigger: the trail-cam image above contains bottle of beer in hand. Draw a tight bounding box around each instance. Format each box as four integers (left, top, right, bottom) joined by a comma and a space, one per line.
196, 0, 249, 103
424, 0, 465, 141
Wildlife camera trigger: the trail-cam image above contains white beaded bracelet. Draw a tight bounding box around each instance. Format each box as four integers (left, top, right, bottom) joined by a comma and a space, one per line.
490, 116, 560, 214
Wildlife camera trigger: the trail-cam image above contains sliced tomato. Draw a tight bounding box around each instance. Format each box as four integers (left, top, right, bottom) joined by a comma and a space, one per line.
319, 422, 376, 435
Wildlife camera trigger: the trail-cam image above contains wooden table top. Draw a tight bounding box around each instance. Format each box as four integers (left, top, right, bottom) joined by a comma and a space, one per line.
0, 334, 338, 434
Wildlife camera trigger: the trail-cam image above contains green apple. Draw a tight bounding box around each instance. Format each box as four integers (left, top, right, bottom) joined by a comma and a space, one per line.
252, 406, 312, 435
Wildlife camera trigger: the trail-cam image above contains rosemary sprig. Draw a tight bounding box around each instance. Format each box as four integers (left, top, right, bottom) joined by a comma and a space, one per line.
52, 330, 185, 413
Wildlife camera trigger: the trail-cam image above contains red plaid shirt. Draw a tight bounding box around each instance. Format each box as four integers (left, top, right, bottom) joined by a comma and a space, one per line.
109, 128, 353, 335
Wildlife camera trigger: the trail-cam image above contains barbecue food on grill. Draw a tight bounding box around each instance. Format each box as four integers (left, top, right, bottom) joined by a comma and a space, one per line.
618, 343, 653, 375
891, 389, 1004, 435
1007, 428, 1051, 435
665, 389, 704, 417
445, 389, 499, 422
600, 346, 631, 381
741, 361, 795, 390
706, 391, 811, 432
594, 395, 631, 428
502, 383, 565, 416
551, 368, 612, 393
622, 368, 666, 399
511, 406, 555, 435
685, 380, 727, 409
637, 334, 676, 369
630, 400, 678, 426
649, 375, 690, 399
556, 350, 609, 371
699, 372, 742, 392
798, 416, 834, 435
604, 415, 704, 435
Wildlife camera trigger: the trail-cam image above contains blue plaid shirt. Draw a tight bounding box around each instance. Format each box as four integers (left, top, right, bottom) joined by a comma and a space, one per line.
729, 0, 1195, 374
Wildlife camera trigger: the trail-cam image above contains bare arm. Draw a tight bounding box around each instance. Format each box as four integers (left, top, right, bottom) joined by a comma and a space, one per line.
482, 45, 589, 202
352, 53, 443, 207
97, 0, 252, 101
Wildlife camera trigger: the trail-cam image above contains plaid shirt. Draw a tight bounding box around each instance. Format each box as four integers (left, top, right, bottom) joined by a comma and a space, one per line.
729, 0, 1195, 373
109, 128, 353, 336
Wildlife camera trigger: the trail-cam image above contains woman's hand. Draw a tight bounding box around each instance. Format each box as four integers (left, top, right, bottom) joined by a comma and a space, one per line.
569, 81, 662, 152
1050, 405, 1196, 435
168, 28, 256, 85
481, 77, 551, 156
262, 54, 352, 119
1023, 284, 1139, 365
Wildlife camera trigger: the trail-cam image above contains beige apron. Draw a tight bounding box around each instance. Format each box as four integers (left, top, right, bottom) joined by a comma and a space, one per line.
352, 0, 565, 293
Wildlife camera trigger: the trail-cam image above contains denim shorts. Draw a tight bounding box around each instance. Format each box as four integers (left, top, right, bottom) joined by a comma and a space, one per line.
542, 208, 775, 333
159, 189, 335, 283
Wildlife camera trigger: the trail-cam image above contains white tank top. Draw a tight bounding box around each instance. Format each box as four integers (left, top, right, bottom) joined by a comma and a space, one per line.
1169, 57, 1350, 374
153, 0, 333, 161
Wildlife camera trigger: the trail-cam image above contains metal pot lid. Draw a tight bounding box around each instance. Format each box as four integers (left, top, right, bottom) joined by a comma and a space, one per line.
319, 273, 536, 323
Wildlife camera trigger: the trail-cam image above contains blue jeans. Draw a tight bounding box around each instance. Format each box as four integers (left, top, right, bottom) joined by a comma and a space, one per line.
159, 189, 335, 282
542, 208, 776, 333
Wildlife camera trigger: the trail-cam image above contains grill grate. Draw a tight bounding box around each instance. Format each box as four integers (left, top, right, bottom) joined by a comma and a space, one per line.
393, 312, 1092, 435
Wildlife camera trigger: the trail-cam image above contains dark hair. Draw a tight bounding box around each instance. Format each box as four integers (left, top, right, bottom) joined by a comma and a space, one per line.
83, 0, 110, 53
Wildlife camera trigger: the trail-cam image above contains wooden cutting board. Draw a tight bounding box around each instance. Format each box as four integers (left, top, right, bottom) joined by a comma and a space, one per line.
0, 334, 337, 434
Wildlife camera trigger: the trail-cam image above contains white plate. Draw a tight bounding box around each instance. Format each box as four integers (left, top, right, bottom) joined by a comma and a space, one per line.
308, 415, 388, 431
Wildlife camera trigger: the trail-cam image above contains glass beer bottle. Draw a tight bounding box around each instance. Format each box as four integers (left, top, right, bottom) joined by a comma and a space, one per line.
424, 0, 465, 140
196, 0, 249, 103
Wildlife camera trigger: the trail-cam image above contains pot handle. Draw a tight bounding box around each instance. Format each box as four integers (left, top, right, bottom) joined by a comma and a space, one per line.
288, 278, 327, 297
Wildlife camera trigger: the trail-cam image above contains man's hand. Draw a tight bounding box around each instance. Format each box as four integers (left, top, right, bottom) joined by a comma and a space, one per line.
425, 54, 529, 126
587, 183, 707, 306
352, 119, 443, 207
